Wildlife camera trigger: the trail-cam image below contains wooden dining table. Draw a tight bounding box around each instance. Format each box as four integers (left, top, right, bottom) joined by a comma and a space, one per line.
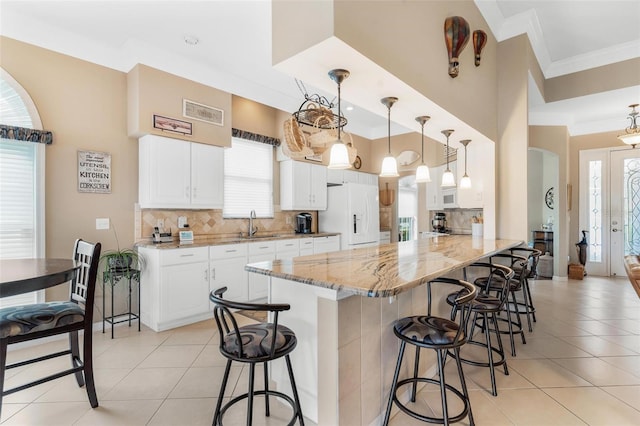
0, 258, 78, 298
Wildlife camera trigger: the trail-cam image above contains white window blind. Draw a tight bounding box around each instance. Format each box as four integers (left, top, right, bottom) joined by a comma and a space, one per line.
0, 70, 44, 308
223, 138, 274, 218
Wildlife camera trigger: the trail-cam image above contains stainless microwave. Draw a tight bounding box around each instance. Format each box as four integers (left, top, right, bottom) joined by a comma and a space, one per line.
442, 188, 458, 208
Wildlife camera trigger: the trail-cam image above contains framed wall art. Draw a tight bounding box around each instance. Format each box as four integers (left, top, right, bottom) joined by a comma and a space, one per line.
153, 114, 192, 135
183, 99, 224, 126
78, 150, 111, 193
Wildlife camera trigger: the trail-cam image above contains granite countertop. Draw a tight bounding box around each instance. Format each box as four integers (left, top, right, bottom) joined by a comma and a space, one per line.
135, 232, 340, 249
245, 235, 522, 298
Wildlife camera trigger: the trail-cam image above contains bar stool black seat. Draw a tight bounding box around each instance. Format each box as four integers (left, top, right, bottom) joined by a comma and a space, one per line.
475, 253, 529, 356
209, 287, 304, 426
383, 278, 478, 426
446, 263, 514, 397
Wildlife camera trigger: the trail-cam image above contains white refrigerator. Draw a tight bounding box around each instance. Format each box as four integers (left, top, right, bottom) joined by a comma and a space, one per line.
319, 183, 380, 250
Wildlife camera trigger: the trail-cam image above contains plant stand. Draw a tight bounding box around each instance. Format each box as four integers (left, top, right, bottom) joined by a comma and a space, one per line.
102, 266, 140, 339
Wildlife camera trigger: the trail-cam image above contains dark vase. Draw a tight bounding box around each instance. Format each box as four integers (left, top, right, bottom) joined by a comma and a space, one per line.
576, 230, 588, 274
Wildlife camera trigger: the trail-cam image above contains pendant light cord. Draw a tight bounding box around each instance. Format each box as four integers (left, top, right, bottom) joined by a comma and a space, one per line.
464, 143, 468, 175
387, 105, 391, 154
421, 123, 425, 165
445, 134, 450, 171
337, 81, 342, 142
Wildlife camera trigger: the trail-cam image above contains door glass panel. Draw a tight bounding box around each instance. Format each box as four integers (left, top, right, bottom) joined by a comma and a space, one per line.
588, 160, 602, 262
623, 158, 640, 255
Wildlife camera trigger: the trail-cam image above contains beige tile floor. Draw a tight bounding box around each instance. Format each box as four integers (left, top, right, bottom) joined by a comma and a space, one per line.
2, 275, 640, 425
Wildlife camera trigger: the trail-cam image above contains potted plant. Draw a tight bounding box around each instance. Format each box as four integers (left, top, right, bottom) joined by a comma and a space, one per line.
99, 221, 144, 279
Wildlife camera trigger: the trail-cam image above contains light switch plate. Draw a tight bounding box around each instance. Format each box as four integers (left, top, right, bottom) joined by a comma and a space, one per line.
96, 218, 110, 230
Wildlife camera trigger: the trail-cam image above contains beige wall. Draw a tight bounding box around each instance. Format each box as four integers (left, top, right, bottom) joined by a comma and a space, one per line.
496, 35, 530, 242
1, 37, 138, 305
545, 58, 640, 102
332, 0, 498, 142
127, 64, 232, 147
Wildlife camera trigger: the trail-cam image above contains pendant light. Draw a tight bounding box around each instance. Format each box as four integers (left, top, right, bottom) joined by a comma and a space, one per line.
415, 116, 431, 183
459, 139, 472, 188
380, 97, 399, 177
327, 69, 351, 169
441, 129, 456, 187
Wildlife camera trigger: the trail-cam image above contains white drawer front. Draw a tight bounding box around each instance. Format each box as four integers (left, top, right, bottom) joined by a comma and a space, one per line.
248, 241, 276, 255
276, 239, 299, 252
210, 243, 248, 260
160, 247, 209, 265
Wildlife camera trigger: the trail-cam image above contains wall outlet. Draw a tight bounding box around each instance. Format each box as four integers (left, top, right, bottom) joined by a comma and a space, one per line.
96, 218, 110, 230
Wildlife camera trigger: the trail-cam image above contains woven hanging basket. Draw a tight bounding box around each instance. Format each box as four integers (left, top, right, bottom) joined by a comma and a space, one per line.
283, 117, 313, 160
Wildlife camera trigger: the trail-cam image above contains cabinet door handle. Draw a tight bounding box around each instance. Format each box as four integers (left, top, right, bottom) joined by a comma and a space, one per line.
211, 268, 215, 280
205, 269, 208, 281
186, 186, 190, 198
180, 254, 195, 257
225, 249, 237, 253
193, 187, 197, 198
259, 246, 269, 249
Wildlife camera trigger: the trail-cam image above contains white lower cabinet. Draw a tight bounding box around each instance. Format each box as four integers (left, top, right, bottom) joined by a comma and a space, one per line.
210, 243, 248, 303
139, 246, 211, 332
139, 234, 341, 331
248, 241, 276, 301
299, 238, 314, 256
275, 239, 300, 260
313, 235, 340, 254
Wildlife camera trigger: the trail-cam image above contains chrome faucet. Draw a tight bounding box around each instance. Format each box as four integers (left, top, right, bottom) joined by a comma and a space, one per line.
248, 210, 257, 237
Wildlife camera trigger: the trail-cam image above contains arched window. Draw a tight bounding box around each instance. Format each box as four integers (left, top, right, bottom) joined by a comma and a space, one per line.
0, 68, 46, 306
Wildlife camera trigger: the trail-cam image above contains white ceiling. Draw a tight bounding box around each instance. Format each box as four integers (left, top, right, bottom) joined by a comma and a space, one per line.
0, 0, 639, 141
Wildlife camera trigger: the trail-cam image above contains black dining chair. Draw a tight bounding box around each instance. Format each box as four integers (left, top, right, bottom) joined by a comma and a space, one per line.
0, 239, 101, 417
210, 286, 304, 426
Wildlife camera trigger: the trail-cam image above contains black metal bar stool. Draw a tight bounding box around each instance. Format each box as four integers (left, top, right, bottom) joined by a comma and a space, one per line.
209, 287, 304, 426
475, 253, 529, 357
447, 263, 513, 396
383, 278, 478, 426
509, 247, 542, 331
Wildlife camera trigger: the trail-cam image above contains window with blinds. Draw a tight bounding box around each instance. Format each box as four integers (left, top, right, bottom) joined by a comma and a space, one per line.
223, 138, 274, 218
0, 70, 45, 308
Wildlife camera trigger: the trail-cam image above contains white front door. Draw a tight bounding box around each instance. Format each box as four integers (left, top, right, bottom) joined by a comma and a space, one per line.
610, 149, 640, 276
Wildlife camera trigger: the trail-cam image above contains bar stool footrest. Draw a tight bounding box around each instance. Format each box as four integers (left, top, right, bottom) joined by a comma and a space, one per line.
393, 377, 470, 424
452, 340, 508, 368
216, 389, 300, 426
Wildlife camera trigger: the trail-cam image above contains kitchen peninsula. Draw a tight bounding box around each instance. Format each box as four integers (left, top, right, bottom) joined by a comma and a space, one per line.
246, 235, 521, 426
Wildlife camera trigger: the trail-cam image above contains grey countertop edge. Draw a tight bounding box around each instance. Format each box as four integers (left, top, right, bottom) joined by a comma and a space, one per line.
135, 232, 340, 249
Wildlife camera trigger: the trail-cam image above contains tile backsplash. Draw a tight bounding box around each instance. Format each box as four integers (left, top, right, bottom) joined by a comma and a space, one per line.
429, 208, 483, 234
135, 207, 317, 241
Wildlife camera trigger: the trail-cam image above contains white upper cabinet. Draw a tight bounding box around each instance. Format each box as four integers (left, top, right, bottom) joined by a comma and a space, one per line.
139, 134, 224, 209
327, 169, 378, 186
280, 160, 327, 210
425, 165, 443, 211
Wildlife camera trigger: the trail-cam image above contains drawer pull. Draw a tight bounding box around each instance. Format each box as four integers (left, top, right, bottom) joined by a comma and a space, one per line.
225, 249, 237, 253
259, 246, 269, 249
180, 254, 195, 257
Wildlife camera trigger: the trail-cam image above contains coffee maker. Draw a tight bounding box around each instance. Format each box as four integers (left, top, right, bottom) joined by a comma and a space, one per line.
296, 212, 312, 234
432, 212, 448, 233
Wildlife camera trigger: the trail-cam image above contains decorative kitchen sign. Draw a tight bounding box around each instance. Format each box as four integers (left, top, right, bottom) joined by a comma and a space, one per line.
183, 99, 224, 126
153, 114, 193, 135
78, 150, 111, 193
